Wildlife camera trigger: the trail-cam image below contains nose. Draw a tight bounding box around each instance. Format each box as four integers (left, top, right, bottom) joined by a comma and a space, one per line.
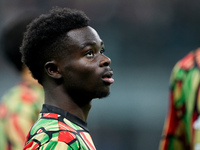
99, 55, 111, 67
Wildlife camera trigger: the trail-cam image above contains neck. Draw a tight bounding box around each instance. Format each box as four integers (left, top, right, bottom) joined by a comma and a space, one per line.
44, 87, 92, 122
75, 102, 92, 122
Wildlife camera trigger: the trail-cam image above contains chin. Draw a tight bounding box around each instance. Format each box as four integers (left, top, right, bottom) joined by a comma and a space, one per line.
95, 90, 110, 99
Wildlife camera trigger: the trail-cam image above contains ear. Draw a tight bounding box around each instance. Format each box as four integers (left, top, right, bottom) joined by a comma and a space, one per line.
44, 61, 62, 79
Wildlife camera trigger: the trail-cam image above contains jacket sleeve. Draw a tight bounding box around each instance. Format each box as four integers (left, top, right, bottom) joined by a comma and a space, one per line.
159, 63, 188, 150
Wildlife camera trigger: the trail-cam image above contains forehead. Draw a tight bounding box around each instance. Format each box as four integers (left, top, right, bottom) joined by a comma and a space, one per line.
66, 26, 102, 46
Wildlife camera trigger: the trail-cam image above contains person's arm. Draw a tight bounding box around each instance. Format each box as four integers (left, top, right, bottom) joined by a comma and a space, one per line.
0, 104, 7, 150
159, 63, 188, 150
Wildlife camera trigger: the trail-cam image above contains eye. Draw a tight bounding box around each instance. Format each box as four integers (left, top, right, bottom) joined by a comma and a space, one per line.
100, 48, 105, 54
85, 50, 94, 58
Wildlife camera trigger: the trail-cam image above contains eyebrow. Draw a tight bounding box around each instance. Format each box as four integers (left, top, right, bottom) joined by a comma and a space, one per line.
81, 41, 104, 49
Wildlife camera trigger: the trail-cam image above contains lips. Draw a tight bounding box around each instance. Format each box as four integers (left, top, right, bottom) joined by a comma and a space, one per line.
102, 71, 114, 84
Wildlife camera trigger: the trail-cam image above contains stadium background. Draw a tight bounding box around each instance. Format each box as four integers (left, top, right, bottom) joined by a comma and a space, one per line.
0, 0, 200, 149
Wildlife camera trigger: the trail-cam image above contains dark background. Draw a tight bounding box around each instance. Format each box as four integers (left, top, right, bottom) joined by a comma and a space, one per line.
0, 1, 200, 150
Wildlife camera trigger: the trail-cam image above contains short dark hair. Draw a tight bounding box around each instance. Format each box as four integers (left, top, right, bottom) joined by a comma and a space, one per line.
1, 14, 36, 72
20, 7, 90, 84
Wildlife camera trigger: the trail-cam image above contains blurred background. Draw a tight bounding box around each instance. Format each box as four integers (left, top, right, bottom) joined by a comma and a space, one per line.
1, 0, 200, 150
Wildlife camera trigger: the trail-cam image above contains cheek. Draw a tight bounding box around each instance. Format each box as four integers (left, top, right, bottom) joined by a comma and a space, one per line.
77, 59, 98, 74
77, 66, 98, 82
64, 61, 98, 83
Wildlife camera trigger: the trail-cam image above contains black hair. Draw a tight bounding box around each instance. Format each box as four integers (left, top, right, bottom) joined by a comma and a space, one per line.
20, 7, 90, 84
1, 14, 36, 72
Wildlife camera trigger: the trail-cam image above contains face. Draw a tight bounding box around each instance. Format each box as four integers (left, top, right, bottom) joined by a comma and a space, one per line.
57, 26, 114, 103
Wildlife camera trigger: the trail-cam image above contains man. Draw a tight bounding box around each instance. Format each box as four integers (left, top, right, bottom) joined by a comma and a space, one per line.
0, 13, 44, 150
159, 48, 200, 150
20, 7, 114, 149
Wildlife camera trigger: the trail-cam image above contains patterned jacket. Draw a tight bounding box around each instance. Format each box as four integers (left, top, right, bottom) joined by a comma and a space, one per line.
159, 48, 200, 150
23, 104, 96, 150
0, 81, 44, 150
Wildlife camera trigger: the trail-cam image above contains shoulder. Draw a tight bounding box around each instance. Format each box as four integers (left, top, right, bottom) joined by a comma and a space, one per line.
25, 113, 79, 148
1, 81, 43, 104
176, 51, 195, 71
0, 82, 43, 121
18, 81, 44, 104
171, 50, 198, 80
24, 126, 79, 150
176, 48, 200, 71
